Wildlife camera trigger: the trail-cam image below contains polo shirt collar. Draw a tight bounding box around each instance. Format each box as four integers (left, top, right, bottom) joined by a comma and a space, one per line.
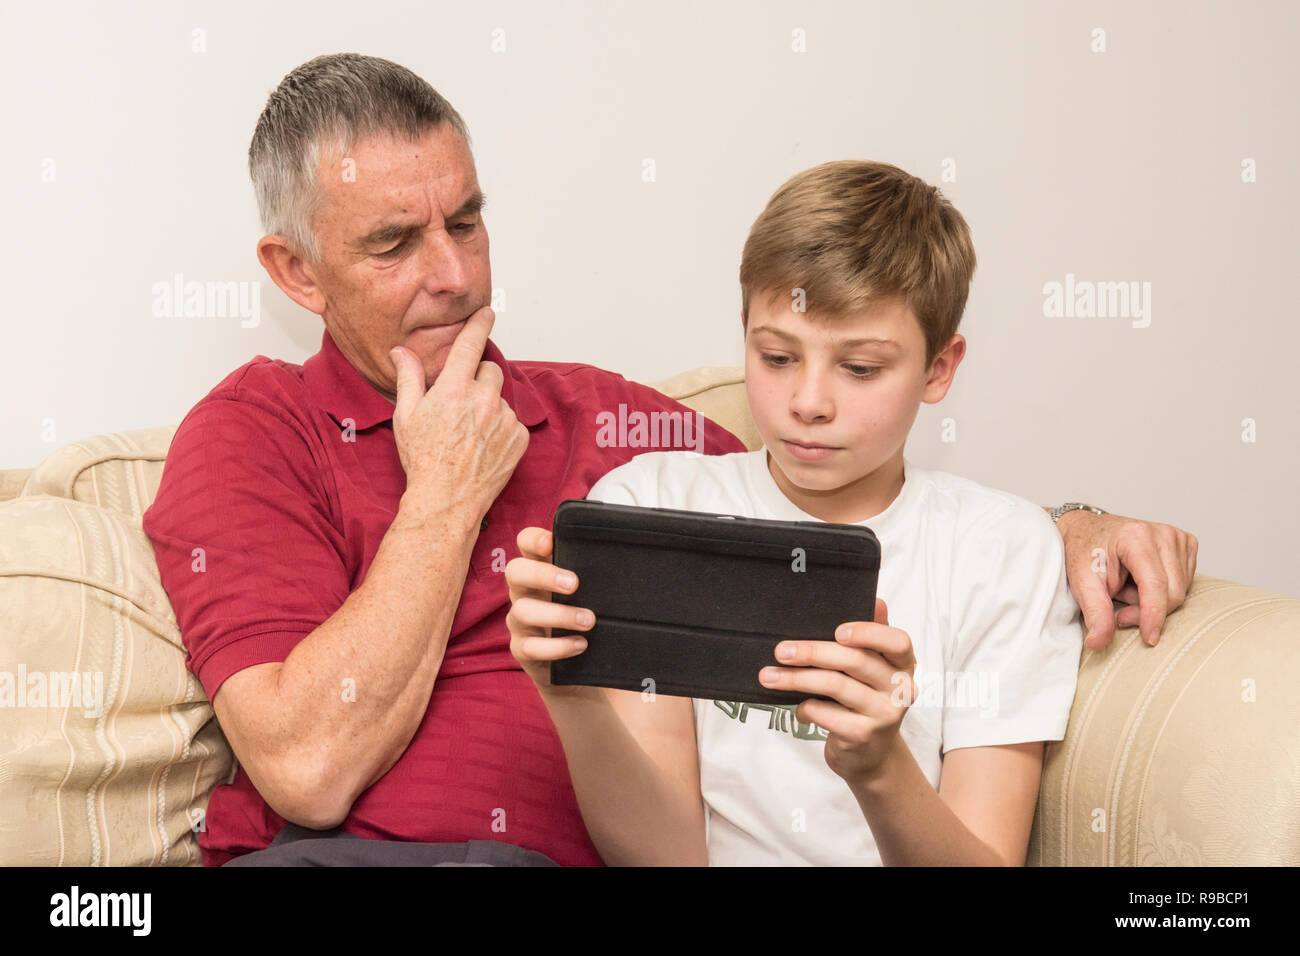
302, 327, 549, 431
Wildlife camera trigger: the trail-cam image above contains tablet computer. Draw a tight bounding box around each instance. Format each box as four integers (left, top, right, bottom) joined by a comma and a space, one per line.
549, 498, 881, 705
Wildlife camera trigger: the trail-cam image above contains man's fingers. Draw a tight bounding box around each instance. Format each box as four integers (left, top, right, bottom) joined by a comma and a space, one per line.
389, 346, 425, 422
476, 359, 505, 394
1116, 531, 1170, 646
437, 307, 495, 384
1158, 528, 1193, 608
1072, 559, 1118, 650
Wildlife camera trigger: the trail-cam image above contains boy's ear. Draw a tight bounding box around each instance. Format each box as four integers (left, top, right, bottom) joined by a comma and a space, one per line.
921, 334, 967, 404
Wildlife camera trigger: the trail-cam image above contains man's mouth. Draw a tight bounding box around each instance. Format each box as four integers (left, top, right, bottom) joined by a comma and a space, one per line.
412, 315, 468, 332
405, 318, 469, 352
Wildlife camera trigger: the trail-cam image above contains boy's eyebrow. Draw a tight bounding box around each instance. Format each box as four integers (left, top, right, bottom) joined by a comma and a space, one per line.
355, 189, 486, 247
750, 325, 901, 350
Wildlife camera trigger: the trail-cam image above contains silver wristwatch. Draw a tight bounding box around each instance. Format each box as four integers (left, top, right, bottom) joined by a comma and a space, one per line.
1049, 501, 1107, 524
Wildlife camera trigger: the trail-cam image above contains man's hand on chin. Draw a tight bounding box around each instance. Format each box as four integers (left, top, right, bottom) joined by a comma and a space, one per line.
1055, 510, 1199, 651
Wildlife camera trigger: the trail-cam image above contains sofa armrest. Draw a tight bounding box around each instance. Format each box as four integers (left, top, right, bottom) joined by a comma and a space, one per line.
1028, 574, 1300, 865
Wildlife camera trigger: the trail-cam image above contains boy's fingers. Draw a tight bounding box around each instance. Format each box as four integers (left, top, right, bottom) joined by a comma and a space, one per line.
833, 622, 913, 669
516, 526, 553, 562
758, 666, 886, 719
772, 640, 899, 692
504, 556, 578, 596
513, 634, 589, 663
795, 697, 879, 739
508, 596, 595, 633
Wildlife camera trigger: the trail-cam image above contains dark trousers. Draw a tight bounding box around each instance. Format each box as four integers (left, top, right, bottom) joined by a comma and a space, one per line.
222, 822, 560, 867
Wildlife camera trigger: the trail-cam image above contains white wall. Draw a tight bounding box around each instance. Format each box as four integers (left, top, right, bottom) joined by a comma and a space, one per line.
3, 0, 1297, 597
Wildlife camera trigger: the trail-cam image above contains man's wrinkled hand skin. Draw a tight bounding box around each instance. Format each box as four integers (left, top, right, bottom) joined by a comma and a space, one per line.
1057, 510, 1199, 650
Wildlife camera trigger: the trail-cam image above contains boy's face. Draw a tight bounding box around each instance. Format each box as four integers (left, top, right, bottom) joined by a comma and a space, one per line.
744, 293, 965, 521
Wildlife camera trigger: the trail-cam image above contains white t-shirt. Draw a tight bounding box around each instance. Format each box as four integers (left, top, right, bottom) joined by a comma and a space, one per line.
586, 448, 1083, 866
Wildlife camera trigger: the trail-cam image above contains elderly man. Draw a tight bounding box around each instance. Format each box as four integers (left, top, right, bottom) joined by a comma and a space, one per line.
143, 53, 1198, 867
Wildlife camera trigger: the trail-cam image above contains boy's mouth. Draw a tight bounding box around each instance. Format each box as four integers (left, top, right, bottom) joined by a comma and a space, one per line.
782, 439, 840, 462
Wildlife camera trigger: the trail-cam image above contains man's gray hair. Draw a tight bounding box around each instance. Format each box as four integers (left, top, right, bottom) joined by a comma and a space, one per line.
249, 53, 470, 262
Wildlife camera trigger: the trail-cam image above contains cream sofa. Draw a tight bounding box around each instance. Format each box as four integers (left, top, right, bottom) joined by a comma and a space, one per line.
1, 366, 1297, 866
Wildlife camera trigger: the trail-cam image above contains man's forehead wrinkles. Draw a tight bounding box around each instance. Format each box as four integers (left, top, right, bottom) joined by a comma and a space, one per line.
322, 128, 480, 250
357, 181, 481, 229
348, 184, 483, 249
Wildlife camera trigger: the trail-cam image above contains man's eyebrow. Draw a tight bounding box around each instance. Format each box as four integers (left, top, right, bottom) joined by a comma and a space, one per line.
355, 190, 487, 247
357, 221, 422, 247
452, 189, 486, 220
749, 325, 901, 350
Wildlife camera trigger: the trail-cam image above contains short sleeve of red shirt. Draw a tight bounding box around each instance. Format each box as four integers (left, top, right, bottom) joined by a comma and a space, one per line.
143, 379, 351, 701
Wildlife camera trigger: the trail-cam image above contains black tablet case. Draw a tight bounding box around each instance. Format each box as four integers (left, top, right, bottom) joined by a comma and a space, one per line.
550, 499, 880, 705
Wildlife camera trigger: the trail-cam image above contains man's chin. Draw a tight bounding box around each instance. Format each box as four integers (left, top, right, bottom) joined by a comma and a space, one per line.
403, 321, 470, 376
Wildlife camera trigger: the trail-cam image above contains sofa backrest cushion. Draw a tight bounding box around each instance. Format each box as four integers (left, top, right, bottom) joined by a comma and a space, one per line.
0, 495, 233, 865
20, 426, 177, 519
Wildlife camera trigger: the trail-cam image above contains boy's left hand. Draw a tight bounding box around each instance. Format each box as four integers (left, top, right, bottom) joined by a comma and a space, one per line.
758, 598, 915, 784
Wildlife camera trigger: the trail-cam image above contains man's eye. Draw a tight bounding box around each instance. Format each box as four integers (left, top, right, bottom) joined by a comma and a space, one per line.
376, 240, 408, 259
453, 221, 477, 234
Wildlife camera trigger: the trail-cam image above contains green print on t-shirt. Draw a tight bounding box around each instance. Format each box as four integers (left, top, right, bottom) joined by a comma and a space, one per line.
712, 700, 828, 741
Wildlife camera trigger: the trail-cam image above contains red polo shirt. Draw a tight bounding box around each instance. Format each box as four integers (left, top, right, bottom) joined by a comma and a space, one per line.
143, 328, 746, 866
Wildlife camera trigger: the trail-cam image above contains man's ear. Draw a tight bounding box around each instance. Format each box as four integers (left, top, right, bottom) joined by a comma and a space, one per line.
257, 234, 327, 316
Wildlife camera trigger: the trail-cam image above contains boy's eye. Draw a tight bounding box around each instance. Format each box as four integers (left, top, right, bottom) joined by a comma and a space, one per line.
760, 353, 792, 368
846, 364, 880, 379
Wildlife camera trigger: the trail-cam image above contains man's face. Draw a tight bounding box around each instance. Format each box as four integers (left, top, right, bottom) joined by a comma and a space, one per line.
306, 123, 490, 398
744, 293, 956, 519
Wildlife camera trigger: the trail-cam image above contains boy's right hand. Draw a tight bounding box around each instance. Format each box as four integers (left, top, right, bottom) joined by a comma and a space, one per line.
505, 526, 597, 693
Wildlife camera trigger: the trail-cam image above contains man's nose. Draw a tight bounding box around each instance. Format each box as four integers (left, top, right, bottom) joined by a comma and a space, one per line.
789, 367, 834, 423
417, 227, 472, 298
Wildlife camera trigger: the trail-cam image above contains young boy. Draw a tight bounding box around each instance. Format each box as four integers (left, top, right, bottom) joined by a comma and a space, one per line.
504, 160, 1083, 866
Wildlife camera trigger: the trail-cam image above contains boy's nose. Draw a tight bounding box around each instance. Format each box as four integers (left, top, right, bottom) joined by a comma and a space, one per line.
789, 372, 834, 422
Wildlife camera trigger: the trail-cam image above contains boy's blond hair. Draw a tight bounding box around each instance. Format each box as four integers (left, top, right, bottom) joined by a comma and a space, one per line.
739, 160, 977, 369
